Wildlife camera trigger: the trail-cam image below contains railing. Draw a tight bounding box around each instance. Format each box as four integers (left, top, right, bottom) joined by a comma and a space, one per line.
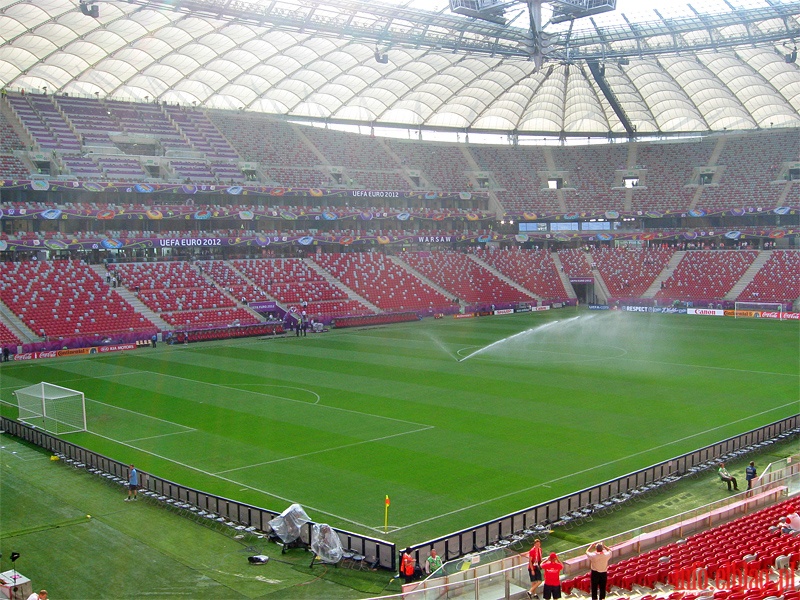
2, 413, 796, 577
0, 417, 397, 570
176, 322, 283, 341
404, 416, 799, 567
331, 311, 420, 328
369, 461, 800, 600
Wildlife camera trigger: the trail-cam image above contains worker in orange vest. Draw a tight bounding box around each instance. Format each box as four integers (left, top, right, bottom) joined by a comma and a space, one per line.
401, 548, 416, 583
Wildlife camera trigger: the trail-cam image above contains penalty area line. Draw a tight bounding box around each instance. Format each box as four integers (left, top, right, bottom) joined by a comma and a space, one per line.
116, 369, 433, 429
86, 396, 196, 431
123, 429, 197, 444
215, 425, 435, 474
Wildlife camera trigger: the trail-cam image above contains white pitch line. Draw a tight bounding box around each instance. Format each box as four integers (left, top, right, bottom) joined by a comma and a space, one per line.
393, 401, 800, 531
0, 371, 123, 392
123, 429, 197, 444
216, 425, 434, 474
84, 430, 386, 534
234, 383, 321, 405
111, 370, 433, 429
612, 356, 800, 378
85, 397, 196, 430
1, 383, 196, 432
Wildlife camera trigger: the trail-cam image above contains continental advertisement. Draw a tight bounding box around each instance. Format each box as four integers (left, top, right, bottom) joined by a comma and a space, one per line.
14, 343, 137, 361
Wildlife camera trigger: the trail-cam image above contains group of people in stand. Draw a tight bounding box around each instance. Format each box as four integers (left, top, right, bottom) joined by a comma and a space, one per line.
399, 547, 443, 583
718, 460, 759, 492
526, 539, 612, 600
398, 537, 614, 600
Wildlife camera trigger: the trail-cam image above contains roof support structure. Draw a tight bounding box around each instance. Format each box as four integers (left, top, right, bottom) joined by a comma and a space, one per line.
117, 0, 800, 61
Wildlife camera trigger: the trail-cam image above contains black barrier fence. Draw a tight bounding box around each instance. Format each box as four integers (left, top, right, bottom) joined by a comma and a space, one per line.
0, 417, 397, 570
407, 415, 800, 566
4, 414, 798, 572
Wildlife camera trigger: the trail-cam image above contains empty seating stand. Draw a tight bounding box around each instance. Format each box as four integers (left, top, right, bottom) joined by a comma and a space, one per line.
737, 250, 800, 307
655, 251, 757, 304
0, 111, 25, 153
313, 252, 453, 313
591, 247, 676, 298
0, 322, 22, 347
232, 258, 372, 319
8, 93, 82, 152
564, 497, 800, 596
400, 251, 533, 304
111, 261, 254, 329
557, 248, 593, 278
201, 261, 264, 302
0, 260, 154, 337
474, 247, 569, 302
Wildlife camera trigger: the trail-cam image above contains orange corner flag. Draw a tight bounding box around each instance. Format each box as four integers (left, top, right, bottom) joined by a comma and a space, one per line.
384, 495, 390, 533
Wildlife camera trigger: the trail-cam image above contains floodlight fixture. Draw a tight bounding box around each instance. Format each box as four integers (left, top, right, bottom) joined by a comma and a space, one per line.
449, 0, 616, 25
79, 0, 100, 18
783, 42, 797, 63
374, 46, 389, 64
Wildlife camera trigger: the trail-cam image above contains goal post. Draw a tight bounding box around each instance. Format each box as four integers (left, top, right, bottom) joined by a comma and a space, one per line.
14, 382, 87, 434
733, 301, 784, 318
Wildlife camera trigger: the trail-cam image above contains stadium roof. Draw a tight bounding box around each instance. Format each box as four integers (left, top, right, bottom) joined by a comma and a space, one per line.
2, 0, 800, 135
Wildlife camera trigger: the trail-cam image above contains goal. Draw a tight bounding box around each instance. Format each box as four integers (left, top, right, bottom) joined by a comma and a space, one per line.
14, 382, 87, 434
733, 301, 784, 318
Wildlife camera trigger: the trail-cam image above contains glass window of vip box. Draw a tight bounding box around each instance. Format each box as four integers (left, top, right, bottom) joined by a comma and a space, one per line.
519, 223, 548, 232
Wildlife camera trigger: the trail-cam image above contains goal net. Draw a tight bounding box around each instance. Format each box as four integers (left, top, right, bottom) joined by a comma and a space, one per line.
733, 301, 785, 318
14, 382, 87, 434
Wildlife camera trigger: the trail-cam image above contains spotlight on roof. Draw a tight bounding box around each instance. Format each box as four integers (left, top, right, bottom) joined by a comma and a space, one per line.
79, 0, 99, 18
374, 46, 388, 64
449, 0, 514, 24
784, 43, 797, 63
449, 0, 616, 25
549, 0, 616, 24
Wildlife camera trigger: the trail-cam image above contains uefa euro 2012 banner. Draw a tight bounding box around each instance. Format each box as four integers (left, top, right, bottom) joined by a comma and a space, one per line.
0, 180, 488, 202
3, 229, 800, 252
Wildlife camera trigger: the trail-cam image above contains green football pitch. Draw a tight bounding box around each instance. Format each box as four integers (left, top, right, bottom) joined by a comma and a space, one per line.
1, 309, 797, 549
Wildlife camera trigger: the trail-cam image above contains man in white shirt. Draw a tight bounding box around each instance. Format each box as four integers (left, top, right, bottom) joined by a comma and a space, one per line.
586, 542, 612, 600
778, 513, 800, 534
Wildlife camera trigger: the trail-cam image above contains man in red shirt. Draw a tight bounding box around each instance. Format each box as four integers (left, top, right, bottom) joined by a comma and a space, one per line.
527, 539, 543, 598
541, 552, 563, 599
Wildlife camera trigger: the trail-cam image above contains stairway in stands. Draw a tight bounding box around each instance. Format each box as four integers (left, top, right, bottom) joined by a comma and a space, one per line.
89, 264, 171, 330
386, 255, 455, 301
467, 253, 544, 302
725, 251, 771, 300
643, 251, 685, 298
304, 258, 380, 313
551, 253, 578, 300
0, 301, 37, 343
